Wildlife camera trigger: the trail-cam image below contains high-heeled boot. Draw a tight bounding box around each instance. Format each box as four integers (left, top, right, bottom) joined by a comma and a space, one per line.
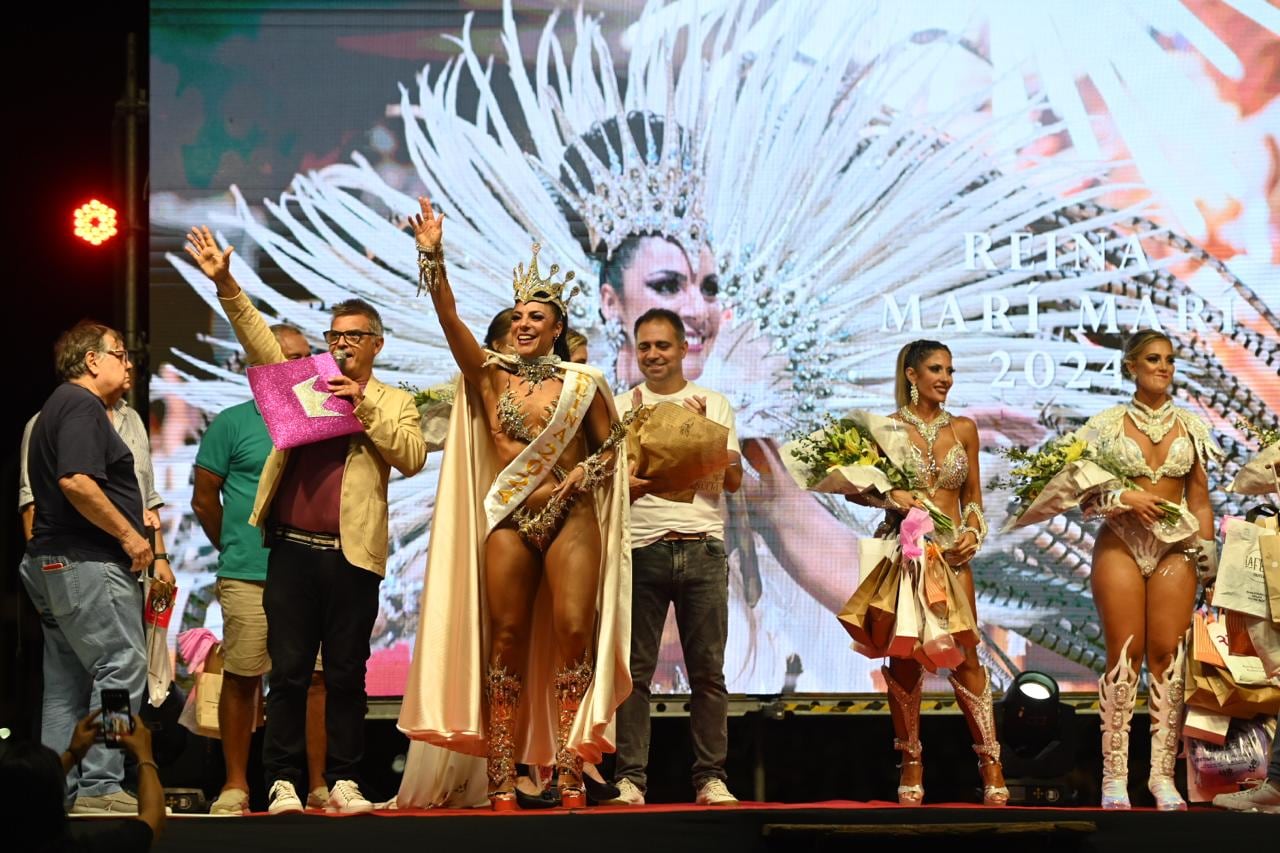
486, 664, 522, 811
1147, 640, 1187, 811
883, 665, 923, 806
949, 667, 1010, 806
554, 658, 593, 809
1098, 638, 1138, 809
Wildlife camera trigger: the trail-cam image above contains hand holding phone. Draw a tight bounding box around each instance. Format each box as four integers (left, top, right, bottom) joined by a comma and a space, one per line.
100, 689, 134, 749
67, 710, 103, 763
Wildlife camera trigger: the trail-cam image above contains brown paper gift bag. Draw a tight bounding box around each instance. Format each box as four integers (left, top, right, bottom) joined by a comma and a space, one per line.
626, 402, 730, 503
838, 552, 900, 652
1193, 612, 1227, 668
1261, 534, 1280, 628
942, 564, 980, 648
194, 644, 225, 735
1186, 651, 1280, 719
887, 565, 922, 659
1224, 610, 1257, 657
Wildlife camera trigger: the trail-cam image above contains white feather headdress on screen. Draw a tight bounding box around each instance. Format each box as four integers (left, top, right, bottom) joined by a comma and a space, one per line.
160, 0, 1279, 677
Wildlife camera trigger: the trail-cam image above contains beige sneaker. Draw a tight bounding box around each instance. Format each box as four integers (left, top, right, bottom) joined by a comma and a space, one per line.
695, 779, 739, 806
1213, 779, 1280, 814
71, 791, 138, 814
209, 788, 250, 816
306, 786, 329, 809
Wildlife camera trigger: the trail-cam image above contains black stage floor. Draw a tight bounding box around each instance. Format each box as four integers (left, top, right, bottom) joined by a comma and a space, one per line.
139, 801, 1275, 853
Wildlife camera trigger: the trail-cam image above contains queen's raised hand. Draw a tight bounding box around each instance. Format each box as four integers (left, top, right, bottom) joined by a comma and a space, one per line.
411, 195, 445, 251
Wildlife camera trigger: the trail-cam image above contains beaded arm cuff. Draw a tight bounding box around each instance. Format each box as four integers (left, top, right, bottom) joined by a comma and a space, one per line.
957, 501, 987, 550
1193, 537, 1218, 584
1084, 488, 1130, 519
576, 412, 637, 492
417, 247, 445, 296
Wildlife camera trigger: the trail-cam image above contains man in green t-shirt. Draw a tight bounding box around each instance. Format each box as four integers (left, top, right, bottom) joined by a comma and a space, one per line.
192, 324, 328, 815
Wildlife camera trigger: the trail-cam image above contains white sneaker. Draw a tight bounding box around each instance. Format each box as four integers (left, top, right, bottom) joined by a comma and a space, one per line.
601, 778, 645, 806
695, 778, 739, 806
326, 779, 374, 815
1213, 779, 1280, 814
267, 780, 304, 815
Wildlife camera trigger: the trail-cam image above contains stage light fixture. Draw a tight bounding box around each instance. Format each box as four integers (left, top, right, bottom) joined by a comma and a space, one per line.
998, 670, 1078, 805
73, 199, 118, 245
1003, 670, 1060, 755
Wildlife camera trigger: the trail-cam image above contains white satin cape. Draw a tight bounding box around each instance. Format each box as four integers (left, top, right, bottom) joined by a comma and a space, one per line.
395, 360, 632, 808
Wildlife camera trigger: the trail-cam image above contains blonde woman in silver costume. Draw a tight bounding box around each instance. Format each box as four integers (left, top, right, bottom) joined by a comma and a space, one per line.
402, 196, 631, 810
1082, 330, 1219, 810
850, 339, 1008, 806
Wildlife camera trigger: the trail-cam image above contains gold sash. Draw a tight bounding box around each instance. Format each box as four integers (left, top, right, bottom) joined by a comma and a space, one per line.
483, 366, 597, 532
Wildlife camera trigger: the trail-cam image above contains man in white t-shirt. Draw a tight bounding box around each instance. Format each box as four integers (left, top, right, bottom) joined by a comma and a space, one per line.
608, 308, 743, 807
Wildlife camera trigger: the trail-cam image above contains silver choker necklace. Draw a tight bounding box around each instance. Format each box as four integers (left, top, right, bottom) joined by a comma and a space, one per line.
1126, 397, 1177, 444
514, 354, 561, 392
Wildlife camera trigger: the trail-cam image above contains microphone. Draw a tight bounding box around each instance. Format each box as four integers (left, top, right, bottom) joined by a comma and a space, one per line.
333, 349, 349, 365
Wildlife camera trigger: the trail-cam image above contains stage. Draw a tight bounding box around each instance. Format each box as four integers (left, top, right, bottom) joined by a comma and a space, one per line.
140, 801, 1273, 853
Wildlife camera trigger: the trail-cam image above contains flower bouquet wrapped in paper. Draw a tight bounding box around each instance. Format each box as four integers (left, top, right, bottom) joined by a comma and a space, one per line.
1227, 418, 1280, 496
407, 380, 457, 453
782, 410, 953, 534
625, 401, 731, 503
995, 429, 1190, 539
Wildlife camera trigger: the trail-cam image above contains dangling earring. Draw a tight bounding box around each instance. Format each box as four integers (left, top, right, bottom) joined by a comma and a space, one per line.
909, 382, 919, 406
600, 315, 627, 391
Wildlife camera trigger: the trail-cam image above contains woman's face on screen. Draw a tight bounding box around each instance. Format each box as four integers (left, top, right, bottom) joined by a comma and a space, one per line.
601, 235, 723, 387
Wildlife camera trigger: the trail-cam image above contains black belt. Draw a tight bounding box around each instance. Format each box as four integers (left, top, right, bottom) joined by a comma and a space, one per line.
273, 525, 341, 550
661, 531, 708, 541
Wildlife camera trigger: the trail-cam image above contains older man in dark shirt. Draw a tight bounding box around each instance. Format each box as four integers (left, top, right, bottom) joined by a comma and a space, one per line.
19, 321, 154, 814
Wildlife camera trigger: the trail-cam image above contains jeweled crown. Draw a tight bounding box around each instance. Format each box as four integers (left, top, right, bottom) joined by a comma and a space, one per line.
513, 242, 580, 314
547, 111, 707, 260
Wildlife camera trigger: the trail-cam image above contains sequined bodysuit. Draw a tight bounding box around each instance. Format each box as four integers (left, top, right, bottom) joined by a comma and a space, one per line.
910, 441, 969, 493
874, 417, 970, 545
495, 384, 573, 550
1085, 403, 1209, 577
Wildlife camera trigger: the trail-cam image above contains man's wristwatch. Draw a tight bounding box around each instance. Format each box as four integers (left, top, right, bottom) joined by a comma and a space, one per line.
153, 552, 171, 563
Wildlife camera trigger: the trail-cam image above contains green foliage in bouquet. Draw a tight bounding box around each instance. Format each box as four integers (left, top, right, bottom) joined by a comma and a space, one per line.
790, 415, 953, 533
1235, 417, 1279, 449
991, 431, 1181, 526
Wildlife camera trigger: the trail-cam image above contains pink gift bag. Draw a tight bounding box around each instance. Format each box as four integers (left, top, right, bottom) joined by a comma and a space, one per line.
248, 353, 362, 449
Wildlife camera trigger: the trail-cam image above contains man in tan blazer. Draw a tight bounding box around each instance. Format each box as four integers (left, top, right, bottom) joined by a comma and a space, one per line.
185, 225, 426, 815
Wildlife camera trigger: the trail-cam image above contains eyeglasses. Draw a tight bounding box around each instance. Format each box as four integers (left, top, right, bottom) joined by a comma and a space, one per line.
323, 329, 379, 345
101, 349, 132, 364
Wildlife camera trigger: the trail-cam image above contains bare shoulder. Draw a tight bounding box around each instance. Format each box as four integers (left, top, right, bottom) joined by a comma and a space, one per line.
478, 360, 507, 391
952, 415, 980, 442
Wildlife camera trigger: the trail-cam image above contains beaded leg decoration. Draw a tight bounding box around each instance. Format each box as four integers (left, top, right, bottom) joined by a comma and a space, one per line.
1147, 640, 1187, 811
1098, 636, 1138, 810
949, 668, 1010, 806
486, 664, 522, 810
882, 666, 924, 806
554, 658, 594, 809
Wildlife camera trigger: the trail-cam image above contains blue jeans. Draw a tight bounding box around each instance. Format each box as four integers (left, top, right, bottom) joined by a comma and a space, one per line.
19, 553, 146, 800
615, 537, 730, 793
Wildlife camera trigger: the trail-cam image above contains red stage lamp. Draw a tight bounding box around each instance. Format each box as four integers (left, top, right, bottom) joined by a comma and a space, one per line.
73, 199, 119, 246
